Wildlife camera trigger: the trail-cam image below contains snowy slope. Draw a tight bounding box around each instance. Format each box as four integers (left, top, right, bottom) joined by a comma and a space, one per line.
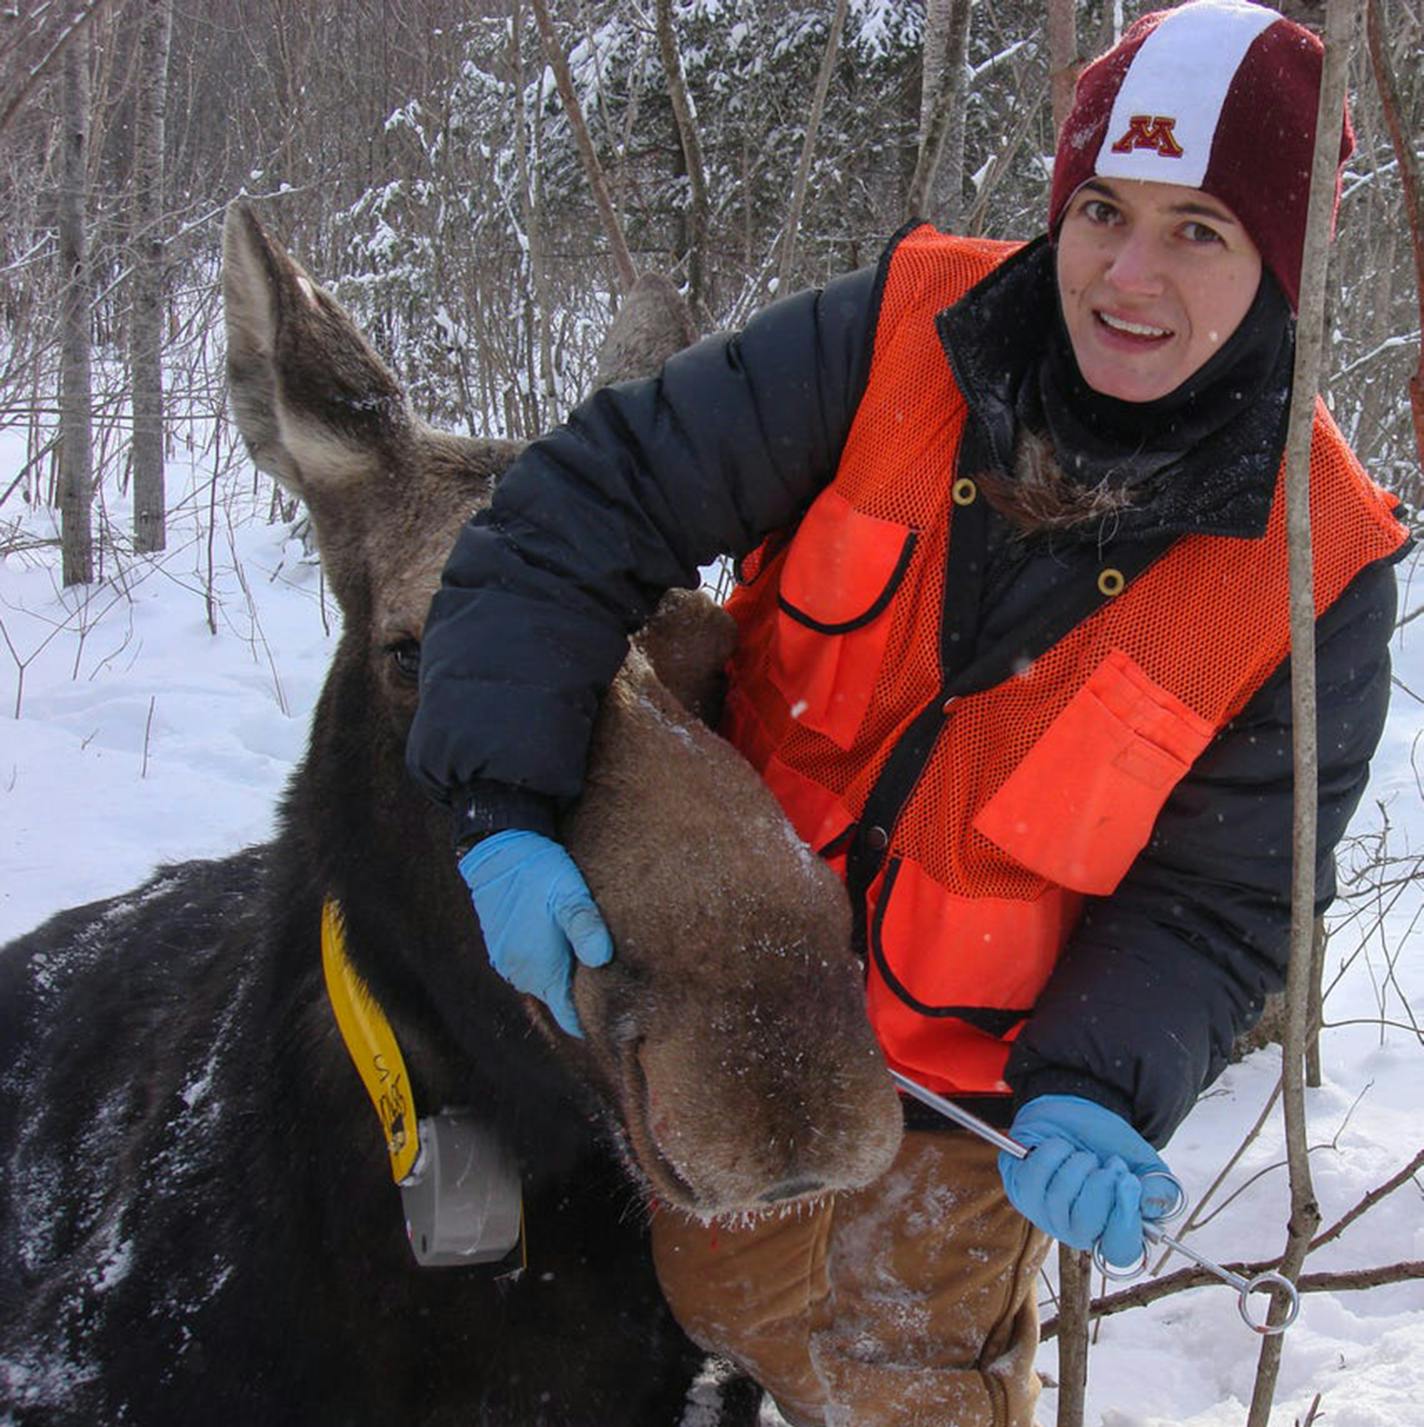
2, 433, 1421, 1424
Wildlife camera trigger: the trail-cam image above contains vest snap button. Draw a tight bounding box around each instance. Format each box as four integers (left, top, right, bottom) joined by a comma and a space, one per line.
952, 477, 977, 507
865, 825, 889, 851
1097, 567, 1125, 597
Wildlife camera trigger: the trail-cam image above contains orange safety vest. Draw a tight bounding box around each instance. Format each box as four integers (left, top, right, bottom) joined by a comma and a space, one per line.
721, 225, 1407, 1101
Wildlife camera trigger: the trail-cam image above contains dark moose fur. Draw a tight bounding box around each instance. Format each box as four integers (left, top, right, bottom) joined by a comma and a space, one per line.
0, 206, 901, 1425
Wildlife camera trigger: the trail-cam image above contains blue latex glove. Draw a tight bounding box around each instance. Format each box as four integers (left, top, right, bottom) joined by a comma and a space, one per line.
998, 1094, 1174, 1267
457, 829, 614, 1038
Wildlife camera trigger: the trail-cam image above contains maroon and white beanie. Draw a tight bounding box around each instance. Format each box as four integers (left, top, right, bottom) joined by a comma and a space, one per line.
1048, 0, 1354, 311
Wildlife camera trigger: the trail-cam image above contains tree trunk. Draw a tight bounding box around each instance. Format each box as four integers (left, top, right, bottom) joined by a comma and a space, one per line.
131, 0, 173, 554
907, 0, 972, 226
511, 1, 554, 433
0, 0, 108, 143
529, 0, 637, 295
777, 0, 850, 290
655, 0, 709, 324
1364, 0, 1424, 474
1055, 1245, 1092, 1427
1047, 0, 1079, 138
59, 22, 93, 587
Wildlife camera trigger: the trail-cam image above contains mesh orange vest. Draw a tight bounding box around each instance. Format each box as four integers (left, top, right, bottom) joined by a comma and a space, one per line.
722, 225, 1407, 1100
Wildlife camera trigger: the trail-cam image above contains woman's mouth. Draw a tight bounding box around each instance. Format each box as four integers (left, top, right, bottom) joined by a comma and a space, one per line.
1095, 310, 1174, 343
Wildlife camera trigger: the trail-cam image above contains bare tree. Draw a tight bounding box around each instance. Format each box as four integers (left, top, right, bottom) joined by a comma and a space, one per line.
530, 0, 637, 294
778, 0, 850, 290
131, 0, 174, 554
59, 19, 93, 587
655, 0, 709, 323
908, 0, 972, 226
0, 0, 108, 143
1047, 0, 1079, 136
1246, 0, 1357, 1416
510, 0, 555, 434
1055, 1245, 1092, 1427
1364, 0, 1424, 474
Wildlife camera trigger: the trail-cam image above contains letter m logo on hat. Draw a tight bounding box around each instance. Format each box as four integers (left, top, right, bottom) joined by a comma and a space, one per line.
1110, 116, 1185, 158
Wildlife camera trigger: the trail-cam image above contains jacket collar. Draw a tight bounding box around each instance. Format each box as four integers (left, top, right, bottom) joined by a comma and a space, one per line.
934, 235, 1293, 543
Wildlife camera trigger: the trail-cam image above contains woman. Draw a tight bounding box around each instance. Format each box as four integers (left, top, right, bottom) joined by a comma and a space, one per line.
408, 2, 1408, 1421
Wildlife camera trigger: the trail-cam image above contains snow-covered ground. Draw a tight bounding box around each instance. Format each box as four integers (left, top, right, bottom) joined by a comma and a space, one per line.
2, 421, 1421, 1425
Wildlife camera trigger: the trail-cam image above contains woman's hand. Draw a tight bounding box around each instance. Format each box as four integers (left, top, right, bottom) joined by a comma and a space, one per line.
457, 830, 614, 1037
998, 1094, 1175, 1267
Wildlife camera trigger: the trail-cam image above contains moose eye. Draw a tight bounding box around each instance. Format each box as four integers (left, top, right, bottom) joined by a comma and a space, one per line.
387, 638, 422, 683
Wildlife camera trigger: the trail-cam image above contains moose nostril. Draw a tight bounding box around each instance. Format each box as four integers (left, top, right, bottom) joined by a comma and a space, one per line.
760, 1177, 825, 1204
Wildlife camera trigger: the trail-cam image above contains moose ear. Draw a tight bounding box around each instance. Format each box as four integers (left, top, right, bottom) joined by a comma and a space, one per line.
592, 271, 699, 389
633, 589, 737, 726
222, 201, 412, 506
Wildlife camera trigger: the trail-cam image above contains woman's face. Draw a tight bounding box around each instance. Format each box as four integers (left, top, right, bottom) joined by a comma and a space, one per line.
1055, 177, 1263, 403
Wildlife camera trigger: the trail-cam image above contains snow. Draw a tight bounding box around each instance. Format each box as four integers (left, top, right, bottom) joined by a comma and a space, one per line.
1, 417, 1421, 1424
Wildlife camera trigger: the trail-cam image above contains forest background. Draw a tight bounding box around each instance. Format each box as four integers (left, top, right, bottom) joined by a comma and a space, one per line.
1, 2, 1422, 1426
2, 0, 1420, 559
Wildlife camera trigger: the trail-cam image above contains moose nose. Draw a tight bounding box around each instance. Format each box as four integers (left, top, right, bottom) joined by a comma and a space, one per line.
760, 1177, 826, 1204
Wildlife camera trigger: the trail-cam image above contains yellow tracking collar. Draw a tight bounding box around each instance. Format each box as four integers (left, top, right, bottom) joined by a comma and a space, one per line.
321, 899, 421, 1183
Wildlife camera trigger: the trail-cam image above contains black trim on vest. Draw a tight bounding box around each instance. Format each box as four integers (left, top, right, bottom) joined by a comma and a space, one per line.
945, 531, 1177, 701
843, 430, 1179, 970
778, 530, 918, 634
868, 859, 1031, 1037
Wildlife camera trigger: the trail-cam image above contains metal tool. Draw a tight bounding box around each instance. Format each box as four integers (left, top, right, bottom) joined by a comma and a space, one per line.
890, 1069, 1300, 1335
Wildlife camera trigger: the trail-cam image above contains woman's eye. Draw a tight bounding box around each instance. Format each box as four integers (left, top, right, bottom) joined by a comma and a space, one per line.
1182, 221, 1224, 245
387, 638, 422, 682
1081, 199, 1120, 225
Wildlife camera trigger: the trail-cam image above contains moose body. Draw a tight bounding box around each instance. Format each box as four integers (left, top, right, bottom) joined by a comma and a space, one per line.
0, 207, 901, 1425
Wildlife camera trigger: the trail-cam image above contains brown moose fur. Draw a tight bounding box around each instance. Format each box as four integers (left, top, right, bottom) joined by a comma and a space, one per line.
569, 634, 902, 1212
592, 271, 700, 392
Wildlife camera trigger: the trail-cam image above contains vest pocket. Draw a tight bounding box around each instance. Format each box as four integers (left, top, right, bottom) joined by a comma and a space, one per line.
768, 487, 917, 750
868, 857, 1078, 1031
972, 649, 1216, 896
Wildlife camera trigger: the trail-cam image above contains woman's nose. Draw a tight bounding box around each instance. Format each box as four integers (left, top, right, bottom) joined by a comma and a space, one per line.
1104, 232, 1165, 295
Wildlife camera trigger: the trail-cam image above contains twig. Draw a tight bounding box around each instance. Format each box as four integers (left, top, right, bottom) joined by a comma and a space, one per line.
1149, 1079, 1282, 1274
1040, 1259, 1424, 1338
141, 694, 156, 778
1055, 1245, 1091, 1427
0, 0, 111, 142
1364, 0, 1424, 473
1308, 1146, 1424, 1253
776, 0, 849, 290
530, 0, 637, 293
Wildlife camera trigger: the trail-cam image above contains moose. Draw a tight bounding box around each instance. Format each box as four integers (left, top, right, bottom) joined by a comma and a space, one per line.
0, 206, 903, 1425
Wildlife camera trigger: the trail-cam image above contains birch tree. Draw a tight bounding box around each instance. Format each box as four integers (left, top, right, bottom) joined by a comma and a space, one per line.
778, 0, 851, 290
908, 0, 972, 226
656, 0, 709, 323
131, 0, 174, 554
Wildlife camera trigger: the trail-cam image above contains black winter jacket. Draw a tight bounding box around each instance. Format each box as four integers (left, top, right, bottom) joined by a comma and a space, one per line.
409, 234, 1402, 1147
